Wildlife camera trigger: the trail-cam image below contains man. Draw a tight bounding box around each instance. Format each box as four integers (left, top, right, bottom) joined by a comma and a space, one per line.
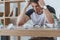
17, 0, 54, 26
17, 0, 55, 40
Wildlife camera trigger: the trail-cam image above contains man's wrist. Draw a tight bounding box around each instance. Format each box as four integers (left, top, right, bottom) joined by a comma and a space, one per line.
24, 4, 29, 9
42, 5, 47, 9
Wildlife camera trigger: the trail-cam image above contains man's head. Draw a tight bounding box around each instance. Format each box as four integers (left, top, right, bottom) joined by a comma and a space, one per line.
30, 0, 39, 3
30, 0, 42, 13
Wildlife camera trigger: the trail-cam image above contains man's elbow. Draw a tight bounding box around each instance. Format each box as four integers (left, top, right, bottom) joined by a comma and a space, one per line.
49, 19, 54, 24
50, 21, 54, 24
17, 22, 24, 26
17, 23, 22, 26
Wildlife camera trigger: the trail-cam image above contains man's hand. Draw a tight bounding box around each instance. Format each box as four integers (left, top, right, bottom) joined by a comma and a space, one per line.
24, 0, 31, 9
38, 0, 45, 8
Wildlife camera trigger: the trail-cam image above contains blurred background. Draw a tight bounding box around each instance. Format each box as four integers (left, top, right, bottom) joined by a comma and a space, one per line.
0, 0, 60, 40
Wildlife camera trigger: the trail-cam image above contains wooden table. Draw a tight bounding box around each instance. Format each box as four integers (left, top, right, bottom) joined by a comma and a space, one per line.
0, 27, 60, 40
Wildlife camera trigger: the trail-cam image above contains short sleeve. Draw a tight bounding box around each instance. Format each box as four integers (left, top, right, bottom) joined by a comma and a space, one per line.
47, 5, 56, 14
25, 9, 34, 17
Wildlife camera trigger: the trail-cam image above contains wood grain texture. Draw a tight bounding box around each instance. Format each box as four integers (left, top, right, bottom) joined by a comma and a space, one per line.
0, 0, 25, 4
0, 28, 60, 37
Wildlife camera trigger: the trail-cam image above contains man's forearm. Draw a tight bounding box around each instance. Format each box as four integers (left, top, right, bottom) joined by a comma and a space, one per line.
43, 8, 54, 23
21, 2, 30, 14
17, 2, 30, 26
38, 0, 54, 23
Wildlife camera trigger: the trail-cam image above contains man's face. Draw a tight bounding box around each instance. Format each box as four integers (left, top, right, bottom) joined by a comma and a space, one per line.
31, 2, 42, 13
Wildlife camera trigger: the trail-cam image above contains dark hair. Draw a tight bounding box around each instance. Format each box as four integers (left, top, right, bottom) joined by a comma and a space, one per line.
30, 0, 39, 3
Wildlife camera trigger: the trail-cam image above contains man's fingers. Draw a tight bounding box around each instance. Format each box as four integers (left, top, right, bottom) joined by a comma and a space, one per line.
25, 0, 30, 2
38, 0, 45, 7
39, 0, 44, 2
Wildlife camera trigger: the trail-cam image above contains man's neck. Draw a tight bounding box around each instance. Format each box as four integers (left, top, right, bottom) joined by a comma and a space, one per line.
36, 10, 43, 15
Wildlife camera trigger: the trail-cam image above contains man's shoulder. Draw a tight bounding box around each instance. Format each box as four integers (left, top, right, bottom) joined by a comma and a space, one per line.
46, 5, 56, 14
27, 9, 34, 12
25, 9, 35, 17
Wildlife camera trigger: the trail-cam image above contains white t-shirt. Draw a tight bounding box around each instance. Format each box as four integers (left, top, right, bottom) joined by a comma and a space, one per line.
25, 9, 54, 28
30, 12, 46, 26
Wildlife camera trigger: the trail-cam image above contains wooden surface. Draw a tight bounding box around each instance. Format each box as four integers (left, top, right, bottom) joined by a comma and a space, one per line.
4, 2, 10, 17
0, 0, 25, 4
0, 12, 3, 17
17, 2, 20, 16
0, 27, 60, 37
4, 2, 10, 25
